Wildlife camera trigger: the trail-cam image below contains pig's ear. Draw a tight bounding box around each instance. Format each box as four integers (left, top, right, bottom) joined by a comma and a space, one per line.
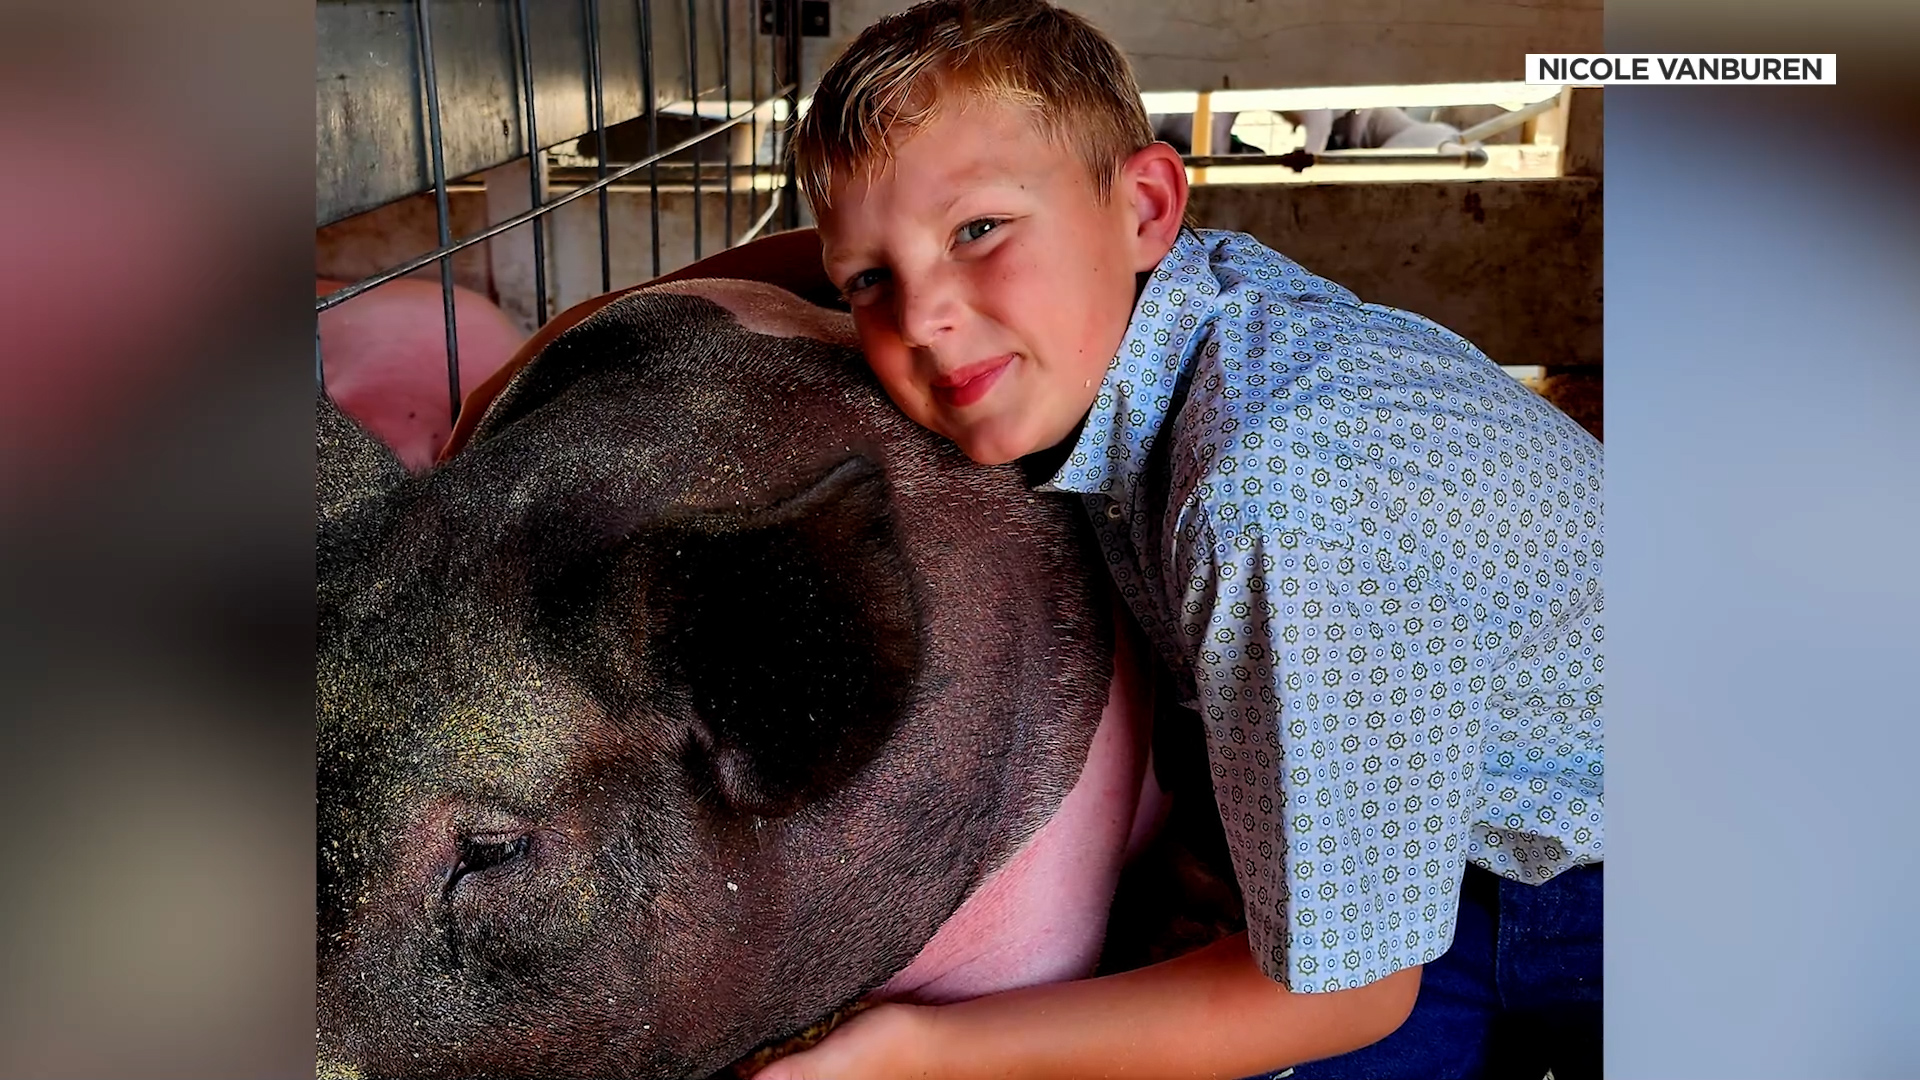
650, 456, 922, 818
316, 392, 405, 522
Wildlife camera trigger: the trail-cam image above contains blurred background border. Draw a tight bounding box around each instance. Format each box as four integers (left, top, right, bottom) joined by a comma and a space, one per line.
0, 0, 1914, 1075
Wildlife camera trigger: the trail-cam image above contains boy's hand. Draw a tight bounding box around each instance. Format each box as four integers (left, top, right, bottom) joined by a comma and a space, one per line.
750, 1002, 937, 1080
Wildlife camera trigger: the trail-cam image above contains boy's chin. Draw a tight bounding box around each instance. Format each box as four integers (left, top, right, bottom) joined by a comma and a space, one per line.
947, 409, 1085, 470
948, 430, 1030, 468
955, 442, 1022, 467
958, 428, 1084, 485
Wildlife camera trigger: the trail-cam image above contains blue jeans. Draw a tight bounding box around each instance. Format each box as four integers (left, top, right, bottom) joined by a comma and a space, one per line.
1246, 862, 1602, 1080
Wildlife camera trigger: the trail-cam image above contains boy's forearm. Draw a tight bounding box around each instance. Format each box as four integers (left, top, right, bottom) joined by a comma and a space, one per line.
917, 932, 1421, 1080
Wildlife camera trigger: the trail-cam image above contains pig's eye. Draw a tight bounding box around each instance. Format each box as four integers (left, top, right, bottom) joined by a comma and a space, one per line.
444, 834, 530, 895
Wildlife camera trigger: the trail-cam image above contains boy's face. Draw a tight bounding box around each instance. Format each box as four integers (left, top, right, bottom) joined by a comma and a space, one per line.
818, 98, 1182, 466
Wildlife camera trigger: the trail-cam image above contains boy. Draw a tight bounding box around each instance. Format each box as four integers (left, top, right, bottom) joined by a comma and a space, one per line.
757, 2, 1602, 1077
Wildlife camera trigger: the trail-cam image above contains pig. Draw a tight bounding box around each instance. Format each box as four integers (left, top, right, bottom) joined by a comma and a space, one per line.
1148, 111, 1262, 155
1281, 107, 1464, 153
316, 277, 1162, 1079
317, 277, 526, 471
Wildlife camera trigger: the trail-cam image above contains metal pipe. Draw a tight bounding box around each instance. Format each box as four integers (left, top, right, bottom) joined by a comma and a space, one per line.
413, 0, 463, 427
586, 0, 611, 294
639, 0, 661, 279
781, 0, 799, 230
316, 89, 791, 312
514, 0, 549, 325
1446, 94, 1561, 147
748, 0, 759, 231
721, 0, 733, 248
1181, 146, 1490, 172
547, 161, 760, 183
687, 0, 702, 260
737, 189, 781, 245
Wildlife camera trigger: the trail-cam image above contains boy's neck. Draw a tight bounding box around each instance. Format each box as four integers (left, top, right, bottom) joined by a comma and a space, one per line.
1017, 268, 1155, 489
1018, 412, 1087, 488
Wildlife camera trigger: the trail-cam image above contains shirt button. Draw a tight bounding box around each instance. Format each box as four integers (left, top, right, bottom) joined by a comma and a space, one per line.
1106, 503, 1124, 520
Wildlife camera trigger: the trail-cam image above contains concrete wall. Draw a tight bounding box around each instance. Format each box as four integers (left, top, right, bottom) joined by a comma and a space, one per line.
1188, 179, 1602, 370
807, 0, 1602, 92
539, 189, 767, 318
473, 159, 774, 333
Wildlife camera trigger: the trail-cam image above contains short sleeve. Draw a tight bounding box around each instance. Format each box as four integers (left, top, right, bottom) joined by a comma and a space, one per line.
1172, 508, 1487, 993
1474, 581, 1604, 878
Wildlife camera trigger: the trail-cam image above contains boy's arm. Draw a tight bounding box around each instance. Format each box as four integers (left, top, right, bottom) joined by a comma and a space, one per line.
751, 933, 1420, 1080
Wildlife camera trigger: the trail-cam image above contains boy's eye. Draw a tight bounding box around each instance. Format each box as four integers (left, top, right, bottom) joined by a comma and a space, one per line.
842, 267, 889, 296
955, 218, 1002, 245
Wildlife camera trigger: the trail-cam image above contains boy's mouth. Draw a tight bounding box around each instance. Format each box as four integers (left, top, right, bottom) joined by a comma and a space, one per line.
932, 354, 1013, 409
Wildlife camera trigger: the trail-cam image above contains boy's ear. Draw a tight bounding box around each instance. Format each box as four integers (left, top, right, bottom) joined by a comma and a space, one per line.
1118, 141, 1189, 272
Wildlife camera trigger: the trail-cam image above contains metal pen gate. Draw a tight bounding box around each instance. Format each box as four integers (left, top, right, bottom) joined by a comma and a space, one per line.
315, 0, 806, 428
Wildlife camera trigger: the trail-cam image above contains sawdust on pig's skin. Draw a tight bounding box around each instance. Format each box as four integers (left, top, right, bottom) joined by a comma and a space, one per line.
723, 1000, 875, 1080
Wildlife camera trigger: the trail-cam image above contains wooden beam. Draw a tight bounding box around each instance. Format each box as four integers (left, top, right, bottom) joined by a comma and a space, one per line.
1561, 87, 1603, 178
1191, 90, 1214, 185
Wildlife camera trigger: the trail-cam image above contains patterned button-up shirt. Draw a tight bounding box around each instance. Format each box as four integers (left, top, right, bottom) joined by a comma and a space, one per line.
1038, 229, 1604, 992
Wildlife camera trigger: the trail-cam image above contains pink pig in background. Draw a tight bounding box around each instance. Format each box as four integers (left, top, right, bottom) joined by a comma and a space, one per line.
316, 277, 525, 471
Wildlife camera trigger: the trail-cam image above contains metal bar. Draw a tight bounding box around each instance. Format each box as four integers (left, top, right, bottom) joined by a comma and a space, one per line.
317, 92, 789, 312
687, 0, 702, 260
721, 0, 733, 248
414, 0, 463, 427
548, 162, 761, 182
316, 326, 326, 391
514, 0, 549, 326
781, 0, 799, 230
1447, 94, 1562, 146
586, 0, 612, 294
748, 1, 759, 234
1180, 147, 1490, 171
1143, 85, 1558, 116
640, 0, 661, 278
737, 189, 780, 246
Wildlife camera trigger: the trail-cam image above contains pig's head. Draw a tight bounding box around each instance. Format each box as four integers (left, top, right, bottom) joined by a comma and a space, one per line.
316, 285, 1113, 1079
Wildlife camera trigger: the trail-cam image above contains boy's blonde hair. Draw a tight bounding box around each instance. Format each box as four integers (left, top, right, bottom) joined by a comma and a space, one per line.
793, 0, 1154, 216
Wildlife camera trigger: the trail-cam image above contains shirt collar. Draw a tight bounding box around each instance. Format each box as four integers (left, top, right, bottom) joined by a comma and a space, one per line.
1035, 228, 1222, 502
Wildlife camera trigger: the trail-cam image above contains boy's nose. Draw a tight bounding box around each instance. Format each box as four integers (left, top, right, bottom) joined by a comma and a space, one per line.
894, 271, 961, 349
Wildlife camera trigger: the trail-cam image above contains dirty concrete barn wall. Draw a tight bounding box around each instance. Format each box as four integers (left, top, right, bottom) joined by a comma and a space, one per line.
1189, 178, 1602, 372
809, 0, 1602, 90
